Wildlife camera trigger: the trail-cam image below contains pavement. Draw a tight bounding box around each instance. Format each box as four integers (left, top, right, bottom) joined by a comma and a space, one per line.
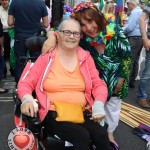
0, 73, 150, 150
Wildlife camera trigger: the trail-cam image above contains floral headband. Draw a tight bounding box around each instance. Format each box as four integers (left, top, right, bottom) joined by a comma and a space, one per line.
71, 2, 97, 16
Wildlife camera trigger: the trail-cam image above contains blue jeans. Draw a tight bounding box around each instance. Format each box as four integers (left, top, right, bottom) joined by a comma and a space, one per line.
14, 38, 28, 83
137, 51, 150, 101
14, 38, 40, 83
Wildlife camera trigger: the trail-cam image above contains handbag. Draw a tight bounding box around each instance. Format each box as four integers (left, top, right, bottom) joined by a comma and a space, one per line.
54, 101, 85, 123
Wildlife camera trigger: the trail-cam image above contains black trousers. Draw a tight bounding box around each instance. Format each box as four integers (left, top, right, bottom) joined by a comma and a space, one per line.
3, 32, 12, 77
4, 32, 10, 60
44, 111, 111, 150
128, 36, 143, 83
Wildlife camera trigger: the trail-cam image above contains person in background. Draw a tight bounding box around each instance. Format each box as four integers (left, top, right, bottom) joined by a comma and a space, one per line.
136, 2, 150, 108
18, 18, 111, 150
8, 0, 48, 84
0, 0, 12, 78
122, 6, 129, 26
122, 0, 143, 88
42, 2, 131, 147
0, 19, 8, 93
42, 0, 51, 31
45, 6, 51, 32
102, 0, 115, 15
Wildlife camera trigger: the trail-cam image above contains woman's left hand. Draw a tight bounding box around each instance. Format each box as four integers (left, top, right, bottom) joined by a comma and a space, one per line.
1, 47, 4, 56
90, 114, 105, 123
114, 77, 125, 94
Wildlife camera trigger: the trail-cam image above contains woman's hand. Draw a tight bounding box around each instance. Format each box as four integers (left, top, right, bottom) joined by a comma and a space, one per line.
1, 47, 4, 56
90, 114, 105, 123
143, 38, 150, 50
114, 77, 125, 94
95, 44, 105, 54
92, 101, 105, 123
41, 31, 57, 54
21, 101, 38, 117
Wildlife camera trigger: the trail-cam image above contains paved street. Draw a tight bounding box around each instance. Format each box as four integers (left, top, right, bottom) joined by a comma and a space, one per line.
0, 74, 149, 150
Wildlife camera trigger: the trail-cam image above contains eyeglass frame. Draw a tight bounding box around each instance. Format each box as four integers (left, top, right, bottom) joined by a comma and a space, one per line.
59, 30, 81, 38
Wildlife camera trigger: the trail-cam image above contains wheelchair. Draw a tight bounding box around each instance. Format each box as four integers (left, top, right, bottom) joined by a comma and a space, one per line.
13, 91, 118, 150
13, 34, 119, 150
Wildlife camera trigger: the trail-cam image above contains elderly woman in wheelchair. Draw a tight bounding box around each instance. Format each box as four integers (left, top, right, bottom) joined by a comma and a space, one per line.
17, 18, 112, 150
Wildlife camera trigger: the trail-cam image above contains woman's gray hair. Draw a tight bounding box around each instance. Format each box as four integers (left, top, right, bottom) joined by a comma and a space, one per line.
58, 18, 81, 32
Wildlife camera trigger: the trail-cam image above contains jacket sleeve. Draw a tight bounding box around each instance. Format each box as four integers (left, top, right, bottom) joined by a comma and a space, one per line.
17, 54, 48, 100
87, 54, 108, 103
117, 31, 131, 79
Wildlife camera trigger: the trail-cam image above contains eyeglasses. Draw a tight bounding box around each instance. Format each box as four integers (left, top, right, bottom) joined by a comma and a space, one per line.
106, 1, 114, 4
59, 30, 81, 38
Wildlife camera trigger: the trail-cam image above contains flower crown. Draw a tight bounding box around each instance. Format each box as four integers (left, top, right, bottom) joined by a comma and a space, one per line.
71, 2, 97, 16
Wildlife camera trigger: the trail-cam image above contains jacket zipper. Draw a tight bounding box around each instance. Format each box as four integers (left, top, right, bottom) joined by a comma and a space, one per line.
40, 57, 53, 115
80, 60, 91, 107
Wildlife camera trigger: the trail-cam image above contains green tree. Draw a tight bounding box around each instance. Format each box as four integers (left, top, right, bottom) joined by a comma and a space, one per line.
144, 0, 149, 5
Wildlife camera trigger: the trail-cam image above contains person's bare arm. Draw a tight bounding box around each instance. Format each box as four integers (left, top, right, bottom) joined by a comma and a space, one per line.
139, 12, 150, 50
0, 36, 4, 47
42, 30, 57, 54
0, 36, 4, 56
8, 15, 14, 27
41, 16, 49, 28
114, 77, 125, 94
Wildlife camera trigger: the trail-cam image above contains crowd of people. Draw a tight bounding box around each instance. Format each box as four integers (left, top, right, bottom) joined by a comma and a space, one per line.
0, 0, 150, 149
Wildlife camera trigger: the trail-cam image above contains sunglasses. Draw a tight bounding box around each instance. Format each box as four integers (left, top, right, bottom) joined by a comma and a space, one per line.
106, 1, 114, 4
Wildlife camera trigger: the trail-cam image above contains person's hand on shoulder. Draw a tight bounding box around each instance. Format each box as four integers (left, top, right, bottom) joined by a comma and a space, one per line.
42, 31, 57, 54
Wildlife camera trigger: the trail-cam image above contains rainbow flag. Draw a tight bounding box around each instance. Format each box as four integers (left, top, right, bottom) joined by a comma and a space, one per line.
115, 0, 124, 25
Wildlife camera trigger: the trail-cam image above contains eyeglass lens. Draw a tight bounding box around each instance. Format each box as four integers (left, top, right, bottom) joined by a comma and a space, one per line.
59, 30, 81, 38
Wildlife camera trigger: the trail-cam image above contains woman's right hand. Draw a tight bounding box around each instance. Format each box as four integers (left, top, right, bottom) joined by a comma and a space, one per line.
143, 38, 150, 50
1, 47, 4, 56
42, 31, 57, 54
21, 101, 38, 117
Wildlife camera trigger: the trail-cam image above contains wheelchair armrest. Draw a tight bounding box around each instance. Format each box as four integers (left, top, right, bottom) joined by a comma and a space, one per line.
22, 113, 41, 126
13, 90, 42, 134
23, 113, 42, 135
